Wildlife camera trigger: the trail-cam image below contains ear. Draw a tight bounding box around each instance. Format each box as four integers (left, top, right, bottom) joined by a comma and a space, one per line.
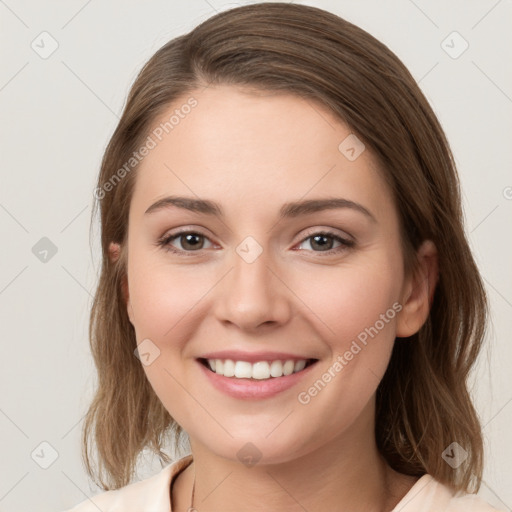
108, 241, 121, 263
108, 242, 134, 325
396, 240, 439, 338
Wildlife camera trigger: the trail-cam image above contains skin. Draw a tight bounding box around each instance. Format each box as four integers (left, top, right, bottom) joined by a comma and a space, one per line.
109, 84, 438, 511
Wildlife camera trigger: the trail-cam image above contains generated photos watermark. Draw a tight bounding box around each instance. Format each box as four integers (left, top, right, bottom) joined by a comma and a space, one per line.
94, 96, 198, 200
297, 301, 403, 405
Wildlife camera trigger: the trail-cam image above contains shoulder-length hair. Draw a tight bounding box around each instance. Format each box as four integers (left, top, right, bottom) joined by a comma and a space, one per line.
83, 2, 488, 493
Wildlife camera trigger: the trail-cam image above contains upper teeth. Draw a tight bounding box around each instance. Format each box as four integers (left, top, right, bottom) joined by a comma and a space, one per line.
207, 359, 308, 379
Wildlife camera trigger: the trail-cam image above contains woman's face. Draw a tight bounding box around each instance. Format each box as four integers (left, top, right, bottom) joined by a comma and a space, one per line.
120, 84, 426, 464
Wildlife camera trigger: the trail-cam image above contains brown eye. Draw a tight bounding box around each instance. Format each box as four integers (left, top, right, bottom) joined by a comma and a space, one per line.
176, 233, 205, 251
309, 234, 336, 251
158, 231, 214, 254
297, 231, 355, 254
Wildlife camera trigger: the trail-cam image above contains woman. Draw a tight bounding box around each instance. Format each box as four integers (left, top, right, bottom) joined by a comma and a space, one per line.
65, 3, 503, 511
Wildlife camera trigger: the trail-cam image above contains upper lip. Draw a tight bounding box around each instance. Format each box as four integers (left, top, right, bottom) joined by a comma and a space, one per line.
197, 350, 317, 363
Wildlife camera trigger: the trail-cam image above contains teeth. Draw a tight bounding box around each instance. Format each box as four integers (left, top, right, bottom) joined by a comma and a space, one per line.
234, 361, 252, 378
207, 358, 310, 379
223, 359, 235, 377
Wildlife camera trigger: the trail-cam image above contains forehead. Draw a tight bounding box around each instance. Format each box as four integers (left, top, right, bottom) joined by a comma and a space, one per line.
130, 84, 396, 223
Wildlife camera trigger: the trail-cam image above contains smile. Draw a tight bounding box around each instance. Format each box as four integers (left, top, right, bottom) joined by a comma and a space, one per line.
199, 358, 317, 380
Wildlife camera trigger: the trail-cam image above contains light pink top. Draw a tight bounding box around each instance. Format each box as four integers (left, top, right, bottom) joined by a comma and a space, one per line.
64, 454, 504, 511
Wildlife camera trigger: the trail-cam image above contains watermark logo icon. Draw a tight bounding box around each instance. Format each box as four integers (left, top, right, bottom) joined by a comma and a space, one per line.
134, 338, 161, 366
237, 442, 262, 467
236, 236, 263, 263
31, 31, 59, 59
32, 237, 58, 263
338, 134, 365, 161
442, 442, 468, 468
31, 441, 59, 469
441, 31, 469, 59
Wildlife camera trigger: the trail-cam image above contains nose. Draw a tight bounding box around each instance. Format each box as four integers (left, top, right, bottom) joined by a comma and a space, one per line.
212, 247, 293, 332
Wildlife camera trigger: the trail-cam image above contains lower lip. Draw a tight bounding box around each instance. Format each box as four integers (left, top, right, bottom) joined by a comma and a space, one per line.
197, 360, 318, 400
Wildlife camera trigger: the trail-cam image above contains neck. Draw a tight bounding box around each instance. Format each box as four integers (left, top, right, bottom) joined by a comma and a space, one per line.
172, 401, 417, 512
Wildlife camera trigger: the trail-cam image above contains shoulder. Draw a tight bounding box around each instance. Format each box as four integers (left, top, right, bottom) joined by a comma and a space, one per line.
445, 492, 505, 512
62, 454, 193, 512
393, 474, 506, 512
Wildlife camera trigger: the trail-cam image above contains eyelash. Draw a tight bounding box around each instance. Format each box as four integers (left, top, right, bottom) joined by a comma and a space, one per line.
156, 228, 355, 257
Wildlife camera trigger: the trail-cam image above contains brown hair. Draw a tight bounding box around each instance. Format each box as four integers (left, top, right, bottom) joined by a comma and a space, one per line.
83, 2, 488, 493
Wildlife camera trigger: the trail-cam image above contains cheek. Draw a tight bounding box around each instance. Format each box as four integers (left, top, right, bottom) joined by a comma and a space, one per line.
127, 256, 215, 419
298, 258, 401, 340
289, 255, 402, 392
127, 255, 213, 342
289, 263, 401, 437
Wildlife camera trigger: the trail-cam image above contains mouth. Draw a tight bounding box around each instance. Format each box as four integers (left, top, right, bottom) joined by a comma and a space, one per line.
197, 357, 318, 380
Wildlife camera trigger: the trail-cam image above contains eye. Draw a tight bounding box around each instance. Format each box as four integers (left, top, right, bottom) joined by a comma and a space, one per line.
296, 230, 354, 255
156, 228, 355, 256
157, 230, 214, 254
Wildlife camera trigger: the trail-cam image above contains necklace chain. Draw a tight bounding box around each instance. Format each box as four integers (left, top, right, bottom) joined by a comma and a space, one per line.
183, 461, 399, 511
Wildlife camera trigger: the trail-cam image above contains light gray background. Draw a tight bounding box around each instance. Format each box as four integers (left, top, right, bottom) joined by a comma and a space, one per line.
0, 1, 511, 510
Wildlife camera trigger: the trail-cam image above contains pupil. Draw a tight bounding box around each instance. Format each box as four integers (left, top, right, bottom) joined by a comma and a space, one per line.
312, 235, 332, 251
183, 234, 202, 250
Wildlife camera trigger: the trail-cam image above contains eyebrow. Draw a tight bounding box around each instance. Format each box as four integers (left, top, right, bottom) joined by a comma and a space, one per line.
144, 195, 376, 222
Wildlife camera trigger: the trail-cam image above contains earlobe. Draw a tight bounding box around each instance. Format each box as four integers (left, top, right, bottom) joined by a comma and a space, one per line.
108, 242, 121, 263
396, 240, 439, 338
